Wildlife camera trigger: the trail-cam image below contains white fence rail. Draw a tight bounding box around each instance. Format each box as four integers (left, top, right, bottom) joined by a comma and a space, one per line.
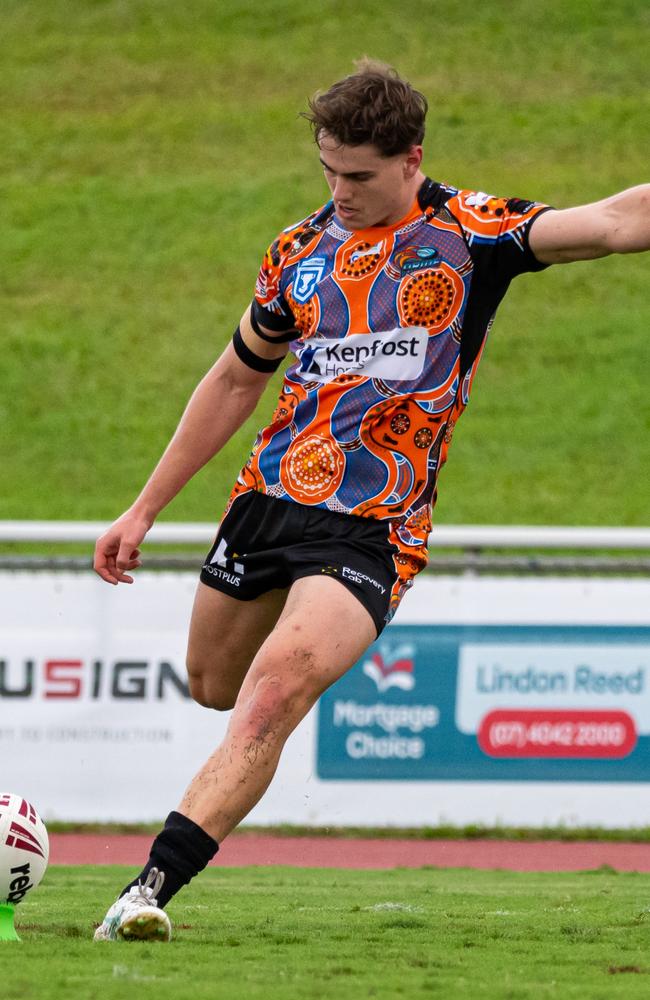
1, 520, 650, 549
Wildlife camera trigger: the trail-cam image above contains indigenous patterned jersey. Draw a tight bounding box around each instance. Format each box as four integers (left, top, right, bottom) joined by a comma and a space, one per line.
230, 178, 552, 614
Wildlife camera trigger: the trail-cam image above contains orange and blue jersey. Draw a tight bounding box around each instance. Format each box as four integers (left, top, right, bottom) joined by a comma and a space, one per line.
230, 179, 552, 615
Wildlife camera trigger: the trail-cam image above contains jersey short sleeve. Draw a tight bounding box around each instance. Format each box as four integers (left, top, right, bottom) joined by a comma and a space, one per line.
445, 189, 554, 282
253, 233, 298, 333
252, 205, 331, 333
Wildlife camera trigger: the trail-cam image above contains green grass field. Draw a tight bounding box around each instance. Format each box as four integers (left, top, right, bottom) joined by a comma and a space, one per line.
6, 866, 650, 999
2, 0, 649, 532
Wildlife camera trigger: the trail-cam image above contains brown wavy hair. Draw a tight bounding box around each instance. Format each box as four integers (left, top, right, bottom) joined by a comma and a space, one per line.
303, 58, 427, 157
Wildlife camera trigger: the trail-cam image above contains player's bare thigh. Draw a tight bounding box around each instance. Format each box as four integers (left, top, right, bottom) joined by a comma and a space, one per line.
186, 581, 289, 710
236, 574, 378, 710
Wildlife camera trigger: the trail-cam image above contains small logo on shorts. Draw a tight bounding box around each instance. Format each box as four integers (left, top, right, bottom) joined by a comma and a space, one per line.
203, 537, 245, 587
342, 566, 386, 595
320, 566, 339, 576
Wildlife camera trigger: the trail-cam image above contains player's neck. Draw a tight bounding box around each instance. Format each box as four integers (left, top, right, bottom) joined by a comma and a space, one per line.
362, 171, 428, 231
384, 170, 427, 227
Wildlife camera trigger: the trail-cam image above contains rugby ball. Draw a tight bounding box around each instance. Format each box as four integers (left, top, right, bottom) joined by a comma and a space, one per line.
0, 793, 49, 905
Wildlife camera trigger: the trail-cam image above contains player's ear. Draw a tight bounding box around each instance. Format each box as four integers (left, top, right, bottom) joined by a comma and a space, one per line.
403, 145, 422, 178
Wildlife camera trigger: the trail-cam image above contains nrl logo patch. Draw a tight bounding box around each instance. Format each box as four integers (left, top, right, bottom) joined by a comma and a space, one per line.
394, 245, 440, 274
292, 257, 326, 304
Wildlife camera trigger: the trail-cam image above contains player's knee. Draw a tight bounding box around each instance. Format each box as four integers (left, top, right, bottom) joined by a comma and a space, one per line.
245, 661, 319, 730
186, 657, 238, 712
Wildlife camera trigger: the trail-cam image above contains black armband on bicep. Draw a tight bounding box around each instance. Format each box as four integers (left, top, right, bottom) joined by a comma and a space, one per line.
250, 299, 297, 342
232, 326, 283, 373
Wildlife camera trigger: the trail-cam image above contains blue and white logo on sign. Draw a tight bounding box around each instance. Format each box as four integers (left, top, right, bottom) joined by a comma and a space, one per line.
362, 645, 416, 693
293, 257, 326, 303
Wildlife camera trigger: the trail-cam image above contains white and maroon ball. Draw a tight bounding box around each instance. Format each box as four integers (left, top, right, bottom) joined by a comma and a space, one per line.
0, 793, 49, 905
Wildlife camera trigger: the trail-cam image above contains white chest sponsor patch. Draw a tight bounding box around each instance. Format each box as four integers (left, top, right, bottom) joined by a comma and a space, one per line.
296, 327, 429, 383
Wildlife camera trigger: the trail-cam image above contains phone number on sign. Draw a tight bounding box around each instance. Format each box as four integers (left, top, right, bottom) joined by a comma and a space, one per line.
477, 709, 637, 758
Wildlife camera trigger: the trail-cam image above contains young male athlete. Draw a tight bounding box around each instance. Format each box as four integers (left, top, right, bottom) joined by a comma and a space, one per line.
93, 60, 649, 941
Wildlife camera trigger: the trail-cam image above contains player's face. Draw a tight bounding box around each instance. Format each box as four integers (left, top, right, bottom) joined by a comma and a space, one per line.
318, 133, 423, 230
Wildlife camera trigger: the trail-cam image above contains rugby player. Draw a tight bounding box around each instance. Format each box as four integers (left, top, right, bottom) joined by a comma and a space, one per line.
93, 60, 650, 941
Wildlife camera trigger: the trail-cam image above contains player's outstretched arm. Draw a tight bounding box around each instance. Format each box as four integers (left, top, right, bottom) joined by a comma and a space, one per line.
93, 307, 291, 585
530, 183, 650, 264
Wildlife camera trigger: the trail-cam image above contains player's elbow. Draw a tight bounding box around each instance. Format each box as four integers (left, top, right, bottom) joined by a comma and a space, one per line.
201, 349, 269, 413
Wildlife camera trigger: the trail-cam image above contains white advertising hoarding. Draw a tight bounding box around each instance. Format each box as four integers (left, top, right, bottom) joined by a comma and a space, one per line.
1, 570, 650, 827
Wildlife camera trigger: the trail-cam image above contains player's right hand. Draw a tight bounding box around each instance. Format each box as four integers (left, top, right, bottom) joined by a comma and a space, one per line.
93, 511, 151, 585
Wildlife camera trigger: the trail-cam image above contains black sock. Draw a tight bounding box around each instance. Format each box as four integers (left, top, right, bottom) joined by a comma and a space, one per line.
120, 811, 218, 908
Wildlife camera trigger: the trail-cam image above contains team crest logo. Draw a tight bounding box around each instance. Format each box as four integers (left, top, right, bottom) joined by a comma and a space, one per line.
292, 257, 326, 304
394, 245, 440, 274
362, 646, 416, 693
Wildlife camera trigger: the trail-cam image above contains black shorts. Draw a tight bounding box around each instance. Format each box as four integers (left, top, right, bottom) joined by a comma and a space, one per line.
200, 490, 400, 636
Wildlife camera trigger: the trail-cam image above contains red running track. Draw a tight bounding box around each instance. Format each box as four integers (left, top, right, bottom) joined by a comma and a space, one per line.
49, 833, 650, 872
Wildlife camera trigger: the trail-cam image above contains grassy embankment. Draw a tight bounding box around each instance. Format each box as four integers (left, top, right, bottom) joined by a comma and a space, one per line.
2, 0, 648, 544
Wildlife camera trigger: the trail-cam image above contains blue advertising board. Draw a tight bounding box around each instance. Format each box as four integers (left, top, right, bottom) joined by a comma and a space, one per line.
317, 625, 650, 781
